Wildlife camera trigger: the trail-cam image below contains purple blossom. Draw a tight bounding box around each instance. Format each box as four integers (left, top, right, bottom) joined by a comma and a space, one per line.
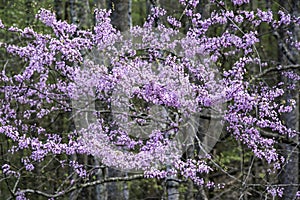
278, 10, 291, 26
257, 9, 273, 23
231, 0, 250, 6
16, 190, 28, 200
167, 16, 182, 28
267, 187, 284, 197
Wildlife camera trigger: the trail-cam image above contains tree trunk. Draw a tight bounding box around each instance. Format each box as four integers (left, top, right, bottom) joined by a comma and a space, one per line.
278, 1, 299, 199
167, 179, 179, 200
54, 0, 63, 20
106, 1, 131, 199
109, 0, 130, 32
94, 0, 107, 9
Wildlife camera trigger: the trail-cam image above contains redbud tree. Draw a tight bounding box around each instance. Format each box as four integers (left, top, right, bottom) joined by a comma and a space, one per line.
0, 0, 299, 199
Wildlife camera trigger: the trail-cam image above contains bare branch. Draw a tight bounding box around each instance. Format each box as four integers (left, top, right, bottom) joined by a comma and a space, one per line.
252, 64, 300, 81
19, 174, 144, 198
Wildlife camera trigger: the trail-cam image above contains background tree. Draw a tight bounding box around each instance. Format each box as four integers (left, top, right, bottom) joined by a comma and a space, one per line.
277, 0, 299, 199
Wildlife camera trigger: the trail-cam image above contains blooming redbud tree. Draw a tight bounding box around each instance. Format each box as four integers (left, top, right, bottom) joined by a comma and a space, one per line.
0, 0, 299, 199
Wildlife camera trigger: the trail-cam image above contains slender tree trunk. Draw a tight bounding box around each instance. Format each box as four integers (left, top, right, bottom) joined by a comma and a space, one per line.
129, 0, 132, 29
91, 2, 112, 198
105, 1, 131, 199
278, 1, 299, 199
94, 159, 108, 200
69, 0, 78, 24
167, 179, 179, 200
82, 0, 92, 29
69, 1, 78, 199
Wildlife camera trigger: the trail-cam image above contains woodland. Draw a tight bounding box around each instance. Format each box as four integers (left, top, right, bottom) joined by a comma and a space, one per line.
0, 0, 300, 199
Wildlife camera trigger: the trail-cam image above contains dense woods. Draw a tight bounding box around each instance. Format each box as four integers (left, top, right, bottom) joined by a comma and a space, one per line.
0, 0, 300, 199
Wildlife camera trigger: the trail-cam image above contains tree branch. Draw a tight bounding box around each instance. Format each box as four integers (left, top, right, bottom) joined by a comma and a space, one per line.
260, 129, 300, 147
19, 174, 144, 198
251, 64, 300, 81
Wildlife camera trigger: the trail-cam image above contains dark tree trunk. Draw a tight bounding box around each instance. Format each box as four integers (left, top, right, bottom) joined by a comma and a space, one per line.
278, 1, 299, 199
54, 0, 63, 20
105, 1, 131, 199
108, 0, 130, 32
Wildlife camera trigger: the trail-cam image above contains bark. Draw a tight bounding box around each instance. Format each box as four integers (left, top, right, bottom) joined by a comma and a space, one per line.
129, 0, 132, 29
94, 159, 108, 200
167, 179, 179, 200
146, 0, 160, 27
82, 0, 92, 29
108, 0, 131, 32
54, 0, 63, 20
146, 0, 153, 17
94, 0, 107, 9
186, 180, 194, 200
105, 1, 131, 199
68, 1, 95, 199
278, 1, 299, 199
195, 0, 211, 20
69, 0, 77, 24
